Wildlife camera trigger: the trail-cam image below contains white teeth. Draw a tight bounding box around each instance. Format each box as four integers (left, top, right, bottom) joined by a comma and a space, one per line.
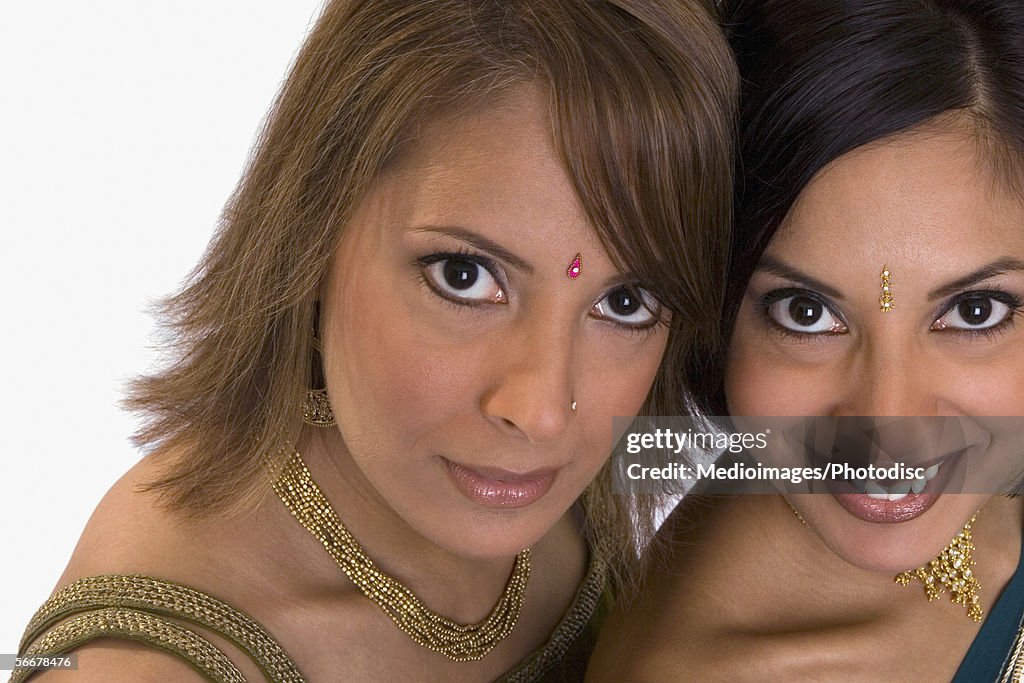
848, 459, 947, 499
860, 476, 920, 500
866, 490, 911, 502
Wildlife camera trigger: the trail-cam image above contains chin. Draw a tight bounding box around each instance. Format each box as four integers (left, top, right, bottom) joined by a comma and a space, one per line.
448, 535, 545, 562
425, 512, 557, 561
794, 493, 985, 575
820, 528, 946, 574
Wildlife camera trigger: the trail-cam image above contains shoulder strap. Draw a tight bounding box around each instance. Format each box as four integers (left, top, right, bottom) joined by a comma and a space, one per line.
1001, 620, 1024, 683
18, 575, 305, 683
11, 607, 245, 683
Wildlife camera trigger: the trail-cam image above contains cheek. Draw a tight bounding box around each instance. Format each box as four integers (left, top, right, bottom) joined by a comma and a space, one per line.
724, 303, 758, 411
329, 293, 481, 442
725, 305, 835, 416
582, 332, 667, 424
939, 350, 1024, 415
567, 335, 668, 485
725, 308, 781, 415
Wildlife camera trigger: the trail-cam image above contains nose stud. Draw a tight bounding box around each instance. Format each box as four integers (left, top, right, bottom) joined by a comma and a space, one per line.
880, 266, 894, 312
567, 253, 582, 279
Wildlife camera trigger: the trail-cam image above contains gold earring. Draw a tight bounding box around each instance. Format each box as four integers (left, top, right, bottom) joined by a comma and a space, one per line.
302, 335, 336, 428
302, 390, 336, 428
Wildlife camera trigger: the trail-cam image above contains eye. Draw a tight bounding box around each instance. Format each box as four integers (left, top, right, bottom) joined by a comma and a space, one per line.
932, 292, 1017, 331
421, 254, 506, 305
764, 290, 847, 334
592, 285, 661, 328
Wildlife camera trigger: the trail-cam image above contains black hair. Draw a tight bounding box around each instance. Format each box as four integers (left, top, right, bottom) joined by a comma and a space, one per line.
705, 0, 1024, 412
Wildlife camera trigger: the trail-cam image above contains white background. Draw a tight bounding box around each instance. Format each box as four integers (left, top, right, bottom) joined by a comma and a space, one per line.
0, 1, 326, 654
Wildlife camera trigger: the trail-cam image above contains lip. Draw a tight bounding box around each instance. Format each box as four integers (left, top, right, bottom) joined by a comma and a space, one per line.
441, 457, 559, 509
827, 451, 961, 523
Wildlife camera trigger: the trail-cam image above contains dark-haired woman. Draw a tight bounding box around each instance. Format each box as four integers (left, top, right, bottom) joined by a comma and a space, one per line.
588, 1, 1024, 680
11, 0, 738, 681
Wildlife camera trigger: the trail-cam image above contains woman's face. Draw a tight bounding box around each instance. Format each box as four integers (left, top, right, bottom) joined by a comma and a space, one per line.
726, 121, 1024, 572
318, 86, 669, 559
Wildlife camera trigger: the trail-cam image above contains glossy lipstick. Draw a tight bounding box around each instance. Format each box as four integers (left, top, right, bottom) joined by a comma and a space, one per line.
442, 458, 557, 508
828, 452, 960, 523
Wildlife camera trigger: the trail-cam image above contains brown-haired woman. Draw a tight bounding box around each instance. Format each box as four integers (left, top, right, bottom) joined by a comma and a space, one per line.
12, 1, 736, 681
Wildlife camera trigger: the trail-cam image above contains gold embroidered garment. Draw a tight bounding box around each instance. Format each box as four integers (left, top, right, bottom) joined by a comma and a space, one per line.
1004, 626, 1024, 683
11, 556, 608, 683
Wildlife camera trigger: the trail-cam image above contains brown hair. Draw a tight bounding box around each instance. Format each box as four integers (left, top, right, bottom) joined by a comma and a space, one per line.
126, 0, 737, 593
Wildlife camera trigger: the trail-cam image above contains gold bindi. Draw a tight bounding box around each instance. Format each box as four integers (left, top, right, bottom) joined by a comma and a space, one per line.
879, 265, 894, 312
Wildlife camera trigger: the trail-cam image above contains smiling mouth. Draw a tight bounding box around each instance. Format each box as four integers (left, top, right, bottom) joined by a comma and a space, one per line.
440, 457, 560, 509
847, 458, 946, 501
826, 449, 966, 523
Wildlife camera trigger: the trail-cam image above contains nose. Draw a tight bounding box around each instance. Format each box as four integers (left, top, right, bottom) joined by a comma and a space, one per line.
835, 338, 940, 417
480, 316, 576, 443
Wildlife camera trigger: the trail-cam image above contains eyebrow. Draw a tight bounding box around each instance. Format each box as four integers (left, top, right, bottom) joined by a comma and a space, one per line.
411, 226, 534, 273
754, 256, 846, 300
927, 258, 1024, 301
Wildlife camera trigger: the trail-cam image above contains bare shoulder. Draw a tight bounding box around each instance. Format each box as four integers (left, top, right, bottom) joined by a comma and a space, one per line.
58, 456, 204, 579
586, 496, 772, 682
24, 456, 295, 682
589, 628, 859, 682
54, 454, 282, 591
586, 646, 705, 683
585, 574, 729, 683
43, 451, 311, 636
28, 640, 208, 683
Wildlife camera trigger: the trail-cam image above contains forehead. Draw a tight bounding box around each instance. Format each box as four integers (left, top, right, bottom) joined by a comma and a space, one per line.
371, 84, 602, 253
771, 123, 1024, 273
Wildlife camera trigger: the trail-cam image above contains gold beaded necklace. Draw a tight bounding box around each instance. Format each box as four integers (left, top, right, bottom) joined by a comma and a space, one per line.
273, 448, 531, 661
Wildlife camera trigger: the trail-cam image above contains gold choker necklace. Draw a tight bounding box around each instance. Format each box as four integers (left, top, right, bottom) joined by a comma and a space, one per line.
273, 448, 531, 661
784, 498, 983, 621
896, 514, 982, 622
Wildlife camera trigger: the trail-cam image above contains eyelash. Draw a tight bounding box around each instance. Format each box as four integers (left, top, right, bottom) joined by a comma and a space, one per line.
758, 287, 1024, 341
415, 249, 666, 336
935, 288, 1023, 340
759, 288, 844, 343
415, 248, 505, 309
614, 311, 665, 339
